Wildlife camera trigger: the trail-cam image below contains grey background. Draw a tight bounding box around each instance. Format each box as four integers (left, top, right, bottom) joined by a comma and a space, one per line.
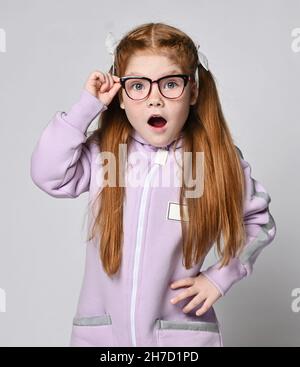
0, 0, 299, 347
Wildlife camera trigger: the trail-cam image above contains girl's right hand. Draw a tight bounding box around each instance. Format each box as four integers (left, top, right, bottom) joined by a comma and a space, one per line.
84, 70, 122, 107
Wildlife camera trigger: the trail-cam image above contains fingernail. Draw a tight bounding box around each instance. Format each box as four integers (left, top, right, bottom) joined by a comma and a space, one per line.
170, 299, 175, 303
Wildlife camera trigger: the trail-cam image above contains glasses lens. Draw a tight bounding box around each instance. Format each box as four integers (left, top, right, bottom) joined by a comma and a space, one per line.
125, 78, 150, 100
159, 76, 185, 98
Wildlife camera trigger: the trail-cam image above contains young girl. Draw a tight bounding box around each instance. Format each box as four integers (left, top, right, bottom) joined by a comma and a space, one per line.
30, 22, 276, 347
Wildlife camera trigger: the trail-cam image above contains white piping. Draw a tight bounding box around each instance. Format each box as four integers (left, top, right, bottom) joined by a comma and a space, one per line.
130, 148, 168, 346
130, 163, 159, 346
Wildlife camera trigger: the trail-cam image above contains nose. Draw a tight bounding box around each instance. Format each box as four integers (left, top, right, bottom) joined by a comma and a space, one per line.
147, 81, 164, 106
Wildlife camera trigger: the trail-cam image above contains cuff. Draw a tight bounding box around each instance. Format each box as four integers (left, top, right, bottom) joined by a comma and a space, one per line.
61, 89, 108, 133
201, 257, 248, 296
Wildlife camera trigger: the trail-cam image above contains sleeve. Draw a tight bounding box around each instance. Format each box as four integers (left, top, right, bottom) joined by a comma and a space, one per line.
30, 89, 108, 198
200, 146, 277, 296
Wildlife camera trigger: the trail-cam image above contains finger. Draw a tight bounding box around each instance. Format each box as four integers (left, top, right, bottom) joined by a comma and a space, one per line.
182, 293, 206, 314
170, 277, 194, 289
89, 79, 98, 86
106, 75, 121, 97
195, 298, 212, 316
94, 73, 105, 88
100, 74, 109, 92
107, 73, 113, 89
110, 73, 121, 88
110, 73, 122, 90
94, 71, 103, 81
112, 75, 121, 83
104, 73, 108, 84
170, 286, 197, 305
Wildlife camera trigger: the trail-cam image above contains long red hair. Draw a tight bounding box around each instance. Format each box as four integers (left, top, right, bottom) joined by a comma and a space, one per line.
86, 22, 246, 277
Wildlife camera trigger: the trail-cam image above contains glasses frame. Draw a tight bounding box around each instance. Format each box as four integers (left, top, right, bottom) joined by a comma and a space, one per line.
119, 74, 192, 100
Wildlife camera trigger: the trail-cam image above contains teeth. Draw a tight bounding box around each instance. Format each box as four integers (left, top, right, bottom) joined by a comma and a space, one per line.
148, 115, 165, 121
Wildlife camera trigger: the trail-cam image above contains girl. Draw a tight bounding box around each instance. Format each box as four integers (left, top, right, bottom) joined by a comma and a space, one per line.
30, 22, 276, 347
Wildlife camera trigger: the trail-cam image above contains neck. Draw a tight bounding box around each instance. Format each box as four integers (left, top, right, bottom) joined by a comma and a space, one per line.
129, 129, 184, 150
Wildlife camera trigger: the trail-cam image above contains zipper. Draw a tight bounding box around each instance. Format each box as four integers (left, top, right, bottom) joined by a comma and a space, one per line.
130, 148, 169, 347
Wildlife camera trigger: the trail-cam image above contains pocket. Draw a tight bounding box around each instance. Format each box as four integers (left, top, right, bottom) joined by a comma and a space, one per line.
155, 318, 223, 347
69, 313, 115, 347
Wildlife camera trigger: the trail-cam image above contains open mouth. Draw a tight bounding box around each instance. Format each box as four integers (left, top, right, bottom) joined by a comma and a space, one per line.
147, 116, 168, 128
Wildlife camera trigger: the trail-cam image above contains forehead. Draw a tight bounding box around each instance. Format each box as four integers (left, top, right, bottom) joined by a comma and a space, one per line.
124, 53, 182, 78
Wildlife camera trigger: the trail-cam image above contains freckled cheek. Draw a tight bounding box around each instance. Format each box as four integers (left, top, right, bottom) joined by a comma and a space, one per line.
123, 97, 143, 115
125, 107, 145, 128
171, 106, 190, 127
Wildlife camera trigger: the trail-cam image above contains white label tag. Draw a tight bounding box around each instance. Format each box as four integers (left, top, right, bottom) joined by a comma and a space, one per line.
166, 201, 189, 222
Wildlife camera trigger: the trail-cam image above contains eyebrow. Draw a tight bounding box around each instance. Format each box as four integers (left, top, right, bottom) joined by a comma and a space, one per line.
125, 69, 181, 78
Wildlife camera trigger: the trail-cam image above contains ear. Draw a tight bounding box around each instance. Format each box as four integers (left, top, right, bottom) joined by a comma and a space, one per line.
119, 91, 125, 109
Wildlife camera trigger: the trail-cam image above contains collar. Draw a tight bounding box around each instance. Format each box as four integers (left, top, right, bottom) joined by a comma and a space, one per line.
129, 129, 184, 151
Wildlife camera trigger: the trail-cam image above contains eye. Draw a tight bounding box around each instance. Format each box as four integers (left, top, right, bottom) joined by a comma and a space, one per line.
127, 79, 147, 91
166, 81, 178, 89
132, 83, 144, 91
162, 79, 180, 90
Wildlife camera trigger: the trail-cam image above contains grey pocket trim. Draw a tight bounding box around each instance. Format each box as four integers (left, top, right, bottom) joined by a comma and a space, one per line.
155, 319, 219, 333
73, 314, 112, 326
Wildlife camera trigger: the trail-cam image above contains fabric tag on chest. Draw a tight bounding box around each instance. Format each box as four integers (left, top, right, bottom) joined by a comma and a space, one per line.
166, 201, 189, 222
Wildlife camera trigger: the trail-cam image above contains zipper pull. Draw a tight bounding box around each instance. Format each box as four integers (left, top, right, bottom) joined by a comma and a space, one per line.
154, 148, 168, 165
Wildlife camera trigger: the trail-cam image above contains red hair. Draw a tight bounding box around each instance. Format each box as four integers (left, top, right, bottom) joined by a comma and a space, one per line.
86, 22, 246, 277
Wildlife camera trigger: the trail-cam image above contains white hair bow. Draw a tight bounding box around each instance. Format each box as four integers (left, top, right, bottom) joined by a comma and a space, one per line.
195, 43, 209, 71
194, 42, 209, 88
105, 32, 119, 74
104, 31, 209, 82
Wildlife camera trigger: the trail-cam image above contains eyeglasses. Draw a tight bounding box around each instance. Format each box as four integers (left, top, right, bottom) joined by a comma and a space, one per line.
119, 74, 191, 100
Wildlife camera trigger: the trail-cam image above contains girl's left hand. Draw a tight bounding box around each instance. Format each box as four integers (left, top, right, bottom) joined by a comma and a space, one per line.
169, 273, 222, 316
